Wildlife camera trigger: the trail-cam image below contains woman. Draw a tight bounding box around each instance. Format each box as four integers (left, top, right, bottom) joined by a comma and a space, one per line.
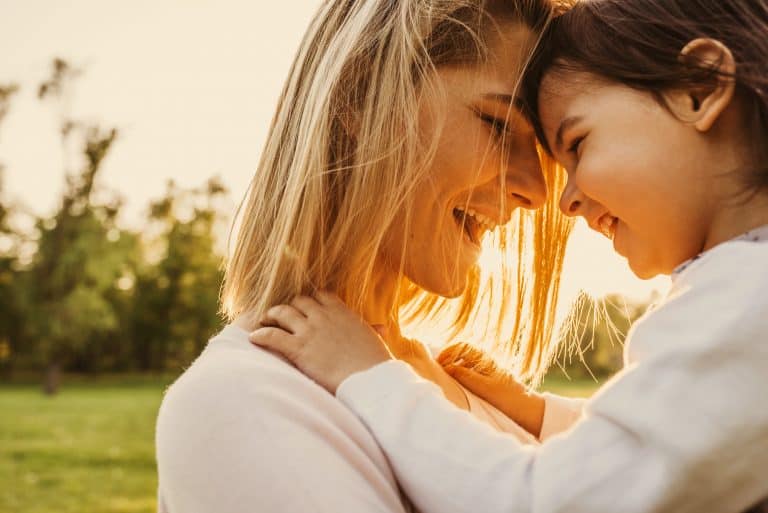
156, 1, 572, 512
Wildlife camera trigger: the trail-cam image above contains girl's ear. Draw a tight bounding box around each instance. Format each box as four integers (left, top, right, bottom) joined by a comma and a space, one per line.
669, 38, 737, 132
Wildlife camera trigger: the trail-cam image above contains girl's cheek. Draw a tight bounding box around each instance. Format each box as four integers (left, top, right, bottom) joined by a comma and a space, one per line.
579, 155, 619, 198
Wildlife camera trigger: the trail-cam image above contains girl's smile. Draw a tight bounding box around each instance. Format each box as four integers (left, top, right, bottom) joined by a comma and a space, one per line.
536, 65, 753, 279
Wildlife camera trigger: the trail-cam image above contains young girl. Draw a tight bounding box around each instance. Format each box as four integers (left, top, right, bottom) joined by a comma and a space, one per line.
250, 0, 768, 511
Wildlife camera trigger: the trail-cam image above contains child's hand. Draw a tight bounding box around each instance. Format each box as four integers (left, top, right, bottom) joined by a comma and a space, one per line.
438, 343, 545, 438
248, 291, 393, 394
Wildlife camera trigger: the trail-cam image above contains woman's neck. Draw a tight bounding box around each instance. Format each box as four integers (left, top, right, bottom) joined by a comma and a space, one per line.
360, 268, 397, 327
361, 267, 435, 361
362, 267, 468, 410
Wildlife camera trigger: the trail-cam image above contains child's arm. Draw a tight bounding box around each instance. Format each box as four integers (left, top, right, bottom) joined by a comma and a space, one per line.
437, 343, 585, 440
251, 290, 768, 513
249, 291, 394, 393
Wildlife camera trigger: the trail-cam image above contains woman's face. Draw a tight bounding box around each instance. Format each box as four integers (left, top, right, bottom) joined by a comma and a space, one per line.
384, 24, 547, 297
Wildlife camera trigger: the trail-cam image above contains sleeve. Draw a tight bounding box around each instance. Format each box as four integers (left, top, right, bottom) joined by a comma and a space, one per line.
538, 393, 585, 441
336, 322, 768, 513
157, 361, 410, 513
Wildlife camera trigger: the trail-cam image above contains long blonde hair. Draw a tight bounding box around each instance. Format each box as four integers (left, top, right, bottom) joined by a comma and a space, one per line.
222, 0, 573, 385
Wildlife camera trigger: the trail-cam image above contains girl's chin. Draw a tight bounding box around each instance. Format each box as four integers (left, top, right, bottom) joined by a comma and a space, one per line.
626, 254, 664, 280
629, 263, 661, 280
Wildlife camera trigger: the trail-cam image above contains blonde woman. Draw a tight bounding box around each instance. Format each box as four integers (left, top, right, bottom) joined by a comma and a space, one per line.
156, 1, 573, 512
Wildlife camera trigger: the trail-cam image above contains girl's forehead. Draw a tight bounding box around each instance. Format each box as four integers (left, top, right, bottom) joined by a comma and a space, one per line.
540, 68, 603, 99
538, 69, 611, 121
538, 72, 581, 118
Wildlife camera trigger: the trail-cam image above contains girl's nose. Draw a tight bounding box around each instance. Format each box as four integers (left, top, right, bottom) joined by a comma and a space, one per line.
559, 178, 586, 217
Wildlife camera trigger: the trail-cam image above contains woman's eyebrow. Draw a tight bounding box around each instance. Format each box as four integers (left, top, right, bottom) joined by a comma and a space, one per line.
480, 93, 525, 113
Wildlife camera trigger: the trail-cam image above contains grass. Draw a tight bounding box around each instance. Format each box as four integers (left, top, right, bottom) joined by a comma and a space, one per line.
539, 373, 603, 398
1, 373, 599, 513
0, 376, 172, 513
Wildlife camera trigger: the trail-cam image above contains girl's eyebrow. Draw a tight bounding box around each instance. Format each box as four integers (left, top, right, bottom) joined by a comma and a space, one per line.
555, 116, 584, 151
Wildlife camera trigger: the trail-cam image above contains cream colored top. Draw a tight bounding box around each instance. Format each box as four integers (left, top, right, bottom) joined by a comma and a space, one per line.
155, 325, 576, 513
336, 235, 768, 513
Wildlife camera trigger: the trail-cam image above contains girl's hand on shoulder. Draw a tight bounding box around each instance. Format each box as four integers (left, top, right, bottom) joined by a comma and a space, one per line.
438, 342, 545, 438
248, 291, 393, 394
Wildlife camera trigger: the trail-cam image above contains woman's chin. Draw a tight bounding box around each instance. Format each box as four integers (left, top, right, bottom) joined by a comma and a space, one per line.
416, 273, 469, 298
405, 258, 475, 298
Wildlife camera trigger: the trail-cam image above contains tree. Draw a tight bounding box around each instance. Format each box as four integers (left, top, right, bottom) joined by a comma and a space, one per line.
551, 293, 651, 381
129, 178, 226, 372
0, 59, 230, 381
21, 60, 138, 393
0, 83, 20, 376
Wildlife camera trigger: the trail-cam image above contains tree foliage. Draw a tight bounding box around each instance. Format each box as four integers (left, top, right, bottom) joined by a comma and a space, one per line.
0, 60, 227, 392
0, 59, 647, 392
550, 293, 652, 381
129, 179, 226, 372
0, 83, 21, 373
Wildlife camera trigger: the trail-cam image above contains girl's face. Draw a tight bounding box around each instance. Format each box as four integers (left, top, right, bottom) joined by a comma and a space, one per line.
538, 70, 726, 279
384, 24, 547, 297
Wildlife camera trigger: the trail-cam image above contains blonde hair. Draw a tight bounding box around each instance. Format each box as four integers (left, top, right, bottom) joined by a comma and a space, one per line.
222, 0, 573, 385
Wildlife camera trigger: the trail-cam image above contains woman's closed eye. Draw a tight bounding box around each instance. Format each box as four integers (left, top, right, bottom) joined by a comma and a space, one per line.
478, 112, 509, 138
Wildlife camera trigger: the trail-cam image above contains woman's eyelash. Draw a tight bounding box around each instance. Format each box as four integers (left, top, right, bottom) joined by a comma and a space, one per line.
567, 136, 585, 155
479, 114, 508, 136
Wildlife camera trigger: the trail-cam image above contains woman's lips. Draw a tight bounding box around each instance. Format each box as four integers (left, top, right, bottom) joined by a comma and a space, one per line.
452, 210, 482, 252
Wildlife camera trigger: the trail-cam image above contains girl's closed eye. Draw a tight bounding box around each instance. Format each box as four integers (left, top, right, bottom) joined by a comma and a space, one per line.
567, 134, 586, 158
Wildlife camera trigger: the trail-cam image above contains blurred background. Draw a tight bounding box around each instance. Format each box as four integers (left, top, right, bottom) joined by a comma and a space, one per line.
0, 1, 668, 512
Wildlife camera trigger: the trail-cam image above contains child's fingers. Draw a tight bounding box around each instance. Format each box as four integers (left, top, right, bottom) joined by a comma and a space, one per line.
260, 304, 306, 334
314, 289, 344, 307
444, 364, 496, 396
447, 359, 544, 437
436, 342, 471, 366
438, 342, 495, 373
249, 327, 300, 361
290, 295, 318, 317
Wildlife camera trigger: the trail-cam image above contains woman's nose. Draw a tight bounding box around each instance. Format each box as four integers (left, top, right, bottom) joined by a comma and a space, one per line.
508, 160, 547, 211
559, 178, 586, 217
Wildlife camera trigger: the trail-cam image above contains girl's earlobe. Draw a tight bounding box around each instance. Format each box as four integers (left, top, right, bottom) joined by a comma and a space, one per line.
678, 38, 737, 132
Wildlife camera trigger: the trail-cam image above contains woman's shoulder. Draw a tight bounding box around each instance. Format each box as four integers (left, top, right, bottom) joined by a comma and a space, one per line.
156, 323, 403, 451
156, 324, 411, 513
158, 324, 336, 423
161, 325, 292, 399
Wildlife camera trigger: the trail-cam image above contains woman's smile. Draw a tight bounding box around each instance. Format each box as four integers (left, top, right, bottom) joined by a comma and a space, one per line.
389, 27, 546, 297
452, 206, 496, 252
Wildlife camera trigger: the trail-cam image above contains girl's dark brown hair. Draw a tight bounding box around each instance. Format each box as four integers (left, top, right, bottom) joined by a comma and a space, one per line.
521, 0, 768, 191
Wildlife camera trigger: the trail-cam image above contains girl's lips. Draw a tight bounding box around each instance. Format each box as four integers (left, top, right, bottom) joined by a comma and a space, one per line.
597, 213, 619, 240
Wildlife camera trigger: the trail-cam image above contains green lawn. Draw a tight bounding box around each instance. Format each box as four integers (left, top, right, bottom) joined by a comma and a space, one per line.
0, 377, 172, 513
0, 374, 599, 513
540, 374, 602, 398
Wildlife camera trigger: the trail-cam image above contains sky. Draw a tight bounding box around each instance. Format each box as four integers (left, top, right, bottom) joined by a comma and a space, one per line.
0, 0, 669, 316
